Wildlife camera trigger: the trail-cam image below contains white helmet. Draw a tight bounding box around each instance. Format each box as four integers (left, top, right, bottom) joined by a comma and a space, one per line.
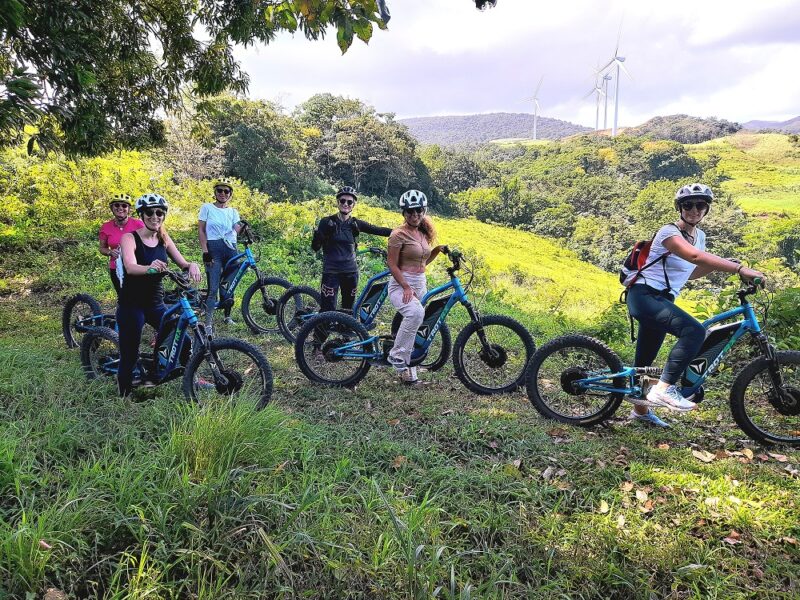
134, 193, 169, 213
674, 183, 714, 210
399, 189, 428, 211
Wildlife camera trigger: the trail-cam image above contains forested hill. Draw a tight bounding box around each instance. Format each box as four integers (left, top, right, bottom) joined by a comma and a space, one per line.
399, 113, 591, 145
623, 115, 741, 143
742, 116, 800, 134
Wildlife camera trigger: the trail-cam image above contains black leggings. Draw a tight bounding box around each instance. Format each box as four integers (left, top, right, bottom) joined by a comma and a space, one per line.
109, 269, 121, 295
320, 271, 359, 312
116, 302, 165, 397
626, 284, 706, 385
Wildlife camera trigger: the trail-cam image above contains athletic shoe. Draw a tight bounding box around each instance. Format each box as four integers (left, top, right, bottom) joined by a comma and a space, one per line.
629, 409, 670, 428
646, 385, 697, 412
223, 316, 236, 325
399, 367, 421, 386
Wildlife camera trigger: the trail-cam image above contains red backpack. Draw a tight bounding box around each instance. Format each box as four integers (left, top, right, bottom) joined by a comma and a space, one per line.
619, 224, 682, 340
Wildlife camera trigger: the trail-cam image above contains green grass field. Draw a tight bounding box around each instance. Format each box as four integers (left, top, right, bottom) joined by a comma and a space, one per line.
687, 132, 800, 216
1, 208, 798, 598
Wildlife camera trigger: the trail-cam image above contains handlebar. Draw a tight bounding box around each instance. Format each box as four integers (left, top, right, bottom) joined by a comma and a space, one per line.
238, 220, 256, 246
357, 247, 388, 259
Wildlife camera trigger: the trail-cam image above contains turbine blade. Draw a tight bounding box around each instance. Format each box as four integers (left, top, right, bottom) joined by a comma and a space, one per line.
534, 75, 544, 98
599, 58, 615, 72
618, 61, 633, 79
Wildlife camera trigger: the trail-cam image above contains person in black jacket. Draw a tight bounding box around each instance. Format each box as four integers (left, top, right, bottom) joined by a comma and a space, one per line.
311, 186, 392, 312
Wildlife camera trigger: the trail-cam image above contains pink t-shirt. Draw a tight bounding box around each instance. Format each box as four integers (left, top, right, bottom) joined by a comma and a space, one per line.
99, 218, 144, 269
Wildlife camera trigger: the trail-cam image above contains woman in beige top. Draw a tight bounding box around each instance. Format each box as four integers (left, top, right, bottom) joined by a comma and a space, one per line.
387, 190, 447, 385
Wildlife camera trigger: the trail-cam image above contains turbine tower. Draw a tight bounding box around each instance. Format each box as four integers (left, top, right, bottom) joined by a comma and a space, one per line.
602, 73, 612, 130
530, 76, 543, 140
585, 68, 607, 131
600, 30, 631, 136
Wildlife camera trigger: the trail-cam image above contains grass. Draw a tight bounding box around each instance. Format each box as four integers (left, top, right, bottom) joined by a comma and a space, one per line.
687, 132, 800, 216
1, 260, 798, 597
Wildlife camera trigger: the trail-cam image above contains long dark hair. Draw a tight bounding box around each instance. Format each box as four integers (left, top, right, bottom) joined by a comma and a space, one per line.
418, 215, 436, 244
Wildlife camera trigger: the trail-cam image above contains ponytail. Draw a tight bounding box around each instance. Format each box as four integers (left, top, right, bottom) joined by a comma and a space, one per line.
419, 216, 436, 245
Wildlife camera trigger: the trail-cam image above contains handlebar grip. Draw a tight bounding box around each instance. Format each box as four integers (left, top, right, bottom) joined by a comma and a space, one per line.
753, 276, 765, 287
146, 268, 159, 274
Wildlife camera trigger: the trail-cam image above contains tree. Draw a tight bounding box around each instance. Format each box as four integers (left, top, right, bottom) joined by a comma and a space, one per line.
0, 0, 390, 155
194, 96, 317, 201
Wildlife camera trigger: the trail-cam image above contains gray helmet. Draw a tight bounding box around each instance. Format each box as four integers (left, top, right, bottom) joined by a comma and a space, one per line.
399, 189, 428, 211
134, 193, 169, 213
674, 183, 714, 210
336, 186, 358, 201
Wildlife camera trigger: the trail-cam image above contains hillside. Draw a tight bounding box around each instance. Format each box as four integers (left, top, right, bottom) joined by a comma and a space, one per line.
624, 114, 741, 143
686, 132, 800, 215
742, 116, 800, 134
399, 112, 591, 146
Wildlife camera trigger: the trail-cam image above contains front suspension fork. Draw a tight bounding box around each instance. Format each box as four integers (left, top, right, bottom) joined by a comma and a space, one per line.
464, 301, 493, 351
755, 333, 785, 390
193, 326, 228, 386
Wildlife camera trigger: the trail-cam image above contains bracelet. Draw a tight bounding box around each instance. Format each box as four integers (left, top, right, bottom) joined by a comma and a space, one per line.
736, 264, 744, 275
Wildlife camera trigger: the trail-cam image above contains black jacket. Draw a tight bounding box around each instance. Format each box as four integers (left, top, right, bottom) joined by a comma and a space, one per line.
311, 215, 391, 273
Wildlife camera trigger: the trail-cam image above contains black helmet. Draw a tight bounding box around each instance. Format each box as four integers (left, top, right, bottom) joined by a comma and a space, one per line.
336, 186, 358, 201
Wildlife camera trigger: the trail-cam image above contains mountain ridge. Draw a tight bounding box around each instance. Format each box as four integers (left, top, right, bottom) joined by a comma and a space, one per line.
399, 112, 591, 146
742, 116, 800, 133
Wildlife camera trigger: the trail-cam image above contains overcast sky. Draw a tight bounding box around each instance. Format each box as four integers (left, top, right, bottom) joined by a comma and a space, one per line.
235, 0, 800, 128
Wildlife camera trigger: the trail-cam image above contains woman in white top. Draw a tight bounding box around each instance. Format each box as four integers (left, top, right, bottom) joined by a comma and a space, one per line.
626, 183, 764, 424
198, 178, 242, 330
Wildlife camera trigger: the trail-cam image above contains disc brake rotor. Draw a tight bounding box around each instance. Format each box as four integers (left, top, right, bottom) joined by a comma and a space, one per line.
769, 385, 800, 417
214, 369, 244, 394
560, 366, 590, 396
478, 343, 507, 368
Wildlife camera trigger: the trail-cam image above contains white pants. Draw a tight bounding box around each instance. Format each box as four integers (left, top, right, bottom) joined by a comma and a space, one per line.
388, 272, 427, 370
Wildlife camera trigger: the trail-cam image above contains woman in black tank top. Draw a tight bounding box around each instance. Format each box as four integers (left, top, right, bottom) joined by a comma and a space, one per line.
116, 194, 201, 397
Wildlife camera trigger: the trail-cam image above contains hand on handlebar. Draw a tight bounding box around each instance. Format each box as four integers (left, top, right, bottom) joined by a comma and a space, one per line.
187, 262, 202, 283
148, 260, 168, 273
739, 267, 765, 286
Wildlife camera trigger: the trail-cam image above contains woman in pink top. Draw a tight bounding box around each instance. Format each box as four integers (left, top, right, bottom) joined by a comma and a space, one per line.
387, 190, 447, 385
99, 194, 144, 294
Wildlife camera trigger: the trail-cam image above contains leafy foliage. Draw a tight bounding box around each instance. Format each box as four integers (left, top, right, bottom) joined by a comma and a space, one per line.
0, 0, 389, 155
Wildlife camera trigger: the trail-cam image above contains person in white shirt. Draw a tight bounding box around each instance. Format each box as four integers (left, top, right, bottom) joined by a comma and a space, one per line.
198, 178, 242, 330
626, 183, 764, 425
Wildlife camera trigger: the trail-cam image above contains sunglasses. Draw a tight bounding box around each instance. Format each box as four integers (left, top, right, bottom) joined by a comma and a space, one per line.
681, 201, 709, 212
142, 208, 166, 218
404, 207, 425, 215
111, 203, 129, 209
215, 188, 232, 195
338, 199, 355, 206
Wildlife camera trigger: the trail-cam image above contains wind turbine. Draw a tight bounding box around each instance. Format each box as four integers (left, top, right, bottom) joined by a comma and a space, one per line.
527, 76, 544, 140
602, 73, 612, 130
584, 68, 607, 131
600, 30, 631, 136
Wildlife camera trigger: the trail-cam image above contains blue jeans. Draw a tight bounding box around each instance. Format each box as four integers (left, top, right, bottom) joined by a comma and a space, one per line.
206, 239, 238, 324
626, 284, 706, 385
116, 302, 165, 397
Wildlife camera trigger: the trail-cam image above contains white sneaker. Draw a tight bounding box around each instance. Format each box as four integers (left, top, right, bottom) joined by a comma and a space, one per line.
646, 385, 697, 412
629, 409, 670, 428
399, 368, 421, 386
223, 316, 236, 325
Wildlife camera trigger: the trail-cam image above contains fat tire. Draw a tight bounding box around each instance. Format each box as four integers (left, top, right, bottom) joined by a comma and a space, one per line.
294, 312, 371, 387
80, 326, 120, 381
525, 334, 624, 426
729, 350, 800, 446
452, 314, 535, 395
63, 293, 103, 348
276, 285, 322, 343
182, 337, 274, 409
390, 312, 452, 372
241, 276, 292, 334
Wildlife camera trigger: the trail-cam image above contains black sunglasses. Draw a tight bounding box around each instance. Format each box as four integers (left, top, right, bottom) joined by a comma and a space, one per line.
681, 201, 709, 212
142, 208, 166, 218
215, 188, 232, 195
111, 203, 129, 209
338, 198, 354, 206
404, 207, 425, 215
